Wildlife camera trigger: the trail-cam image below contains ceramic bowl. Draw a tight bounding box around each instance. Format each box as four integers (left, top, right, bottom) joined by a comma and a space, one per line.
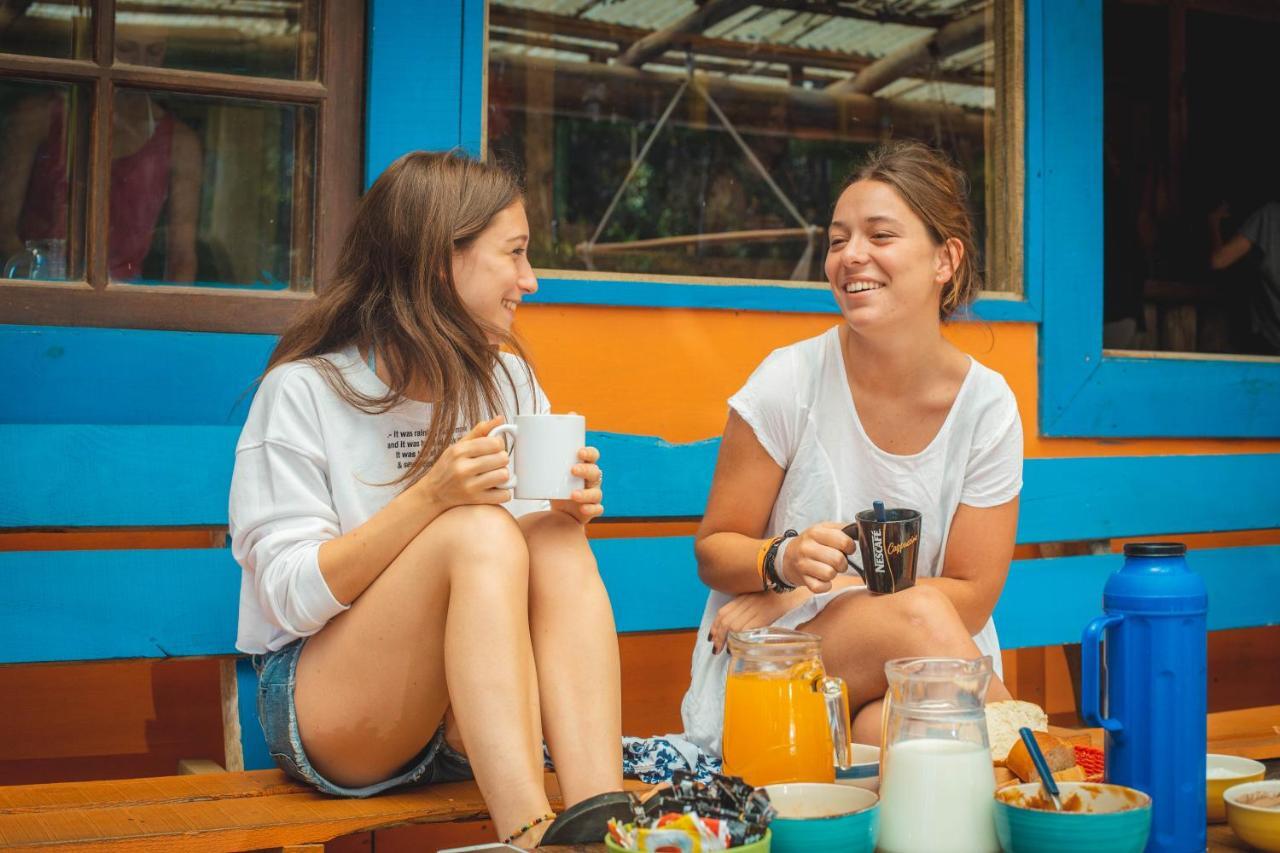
1225, 780, 1280, 851
764, 782, 878, 853
994, 782, 1152, 853
1207, 754, 1265, 822
606, 827, 771, 851
835, 743, 881, 791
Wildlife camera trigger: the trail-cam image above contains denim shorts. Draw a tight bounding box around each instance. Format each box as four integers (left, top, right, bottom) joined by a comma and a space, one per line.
255, 638, 473, 797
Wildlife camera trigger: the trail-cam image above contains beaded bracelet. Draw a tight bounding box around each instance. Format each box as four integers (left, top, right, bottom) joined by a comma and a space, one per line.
763, 529, 799, 593
501, 812, 556, 845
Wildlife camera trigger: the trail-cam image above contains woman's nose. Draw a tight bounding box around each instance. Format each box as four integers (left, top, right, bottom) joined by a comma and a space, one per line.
518, 264, 538, 294
842, 238, 871, 265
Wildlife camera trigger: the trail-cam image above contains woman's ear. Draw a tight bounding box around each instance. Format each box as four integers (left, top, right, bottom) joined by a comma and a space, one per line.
935, 237, 963, 284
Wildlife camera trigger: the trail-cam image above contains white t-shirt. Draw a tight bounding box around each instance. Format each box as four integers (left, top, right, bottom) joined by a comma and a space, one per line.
230, 346, 550, 655
680, 327, 1024, 755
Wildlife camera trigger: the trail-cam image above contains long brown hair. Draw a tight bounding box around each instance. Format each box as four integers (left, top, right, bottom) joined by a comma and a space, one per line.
266, 150, 531, 484
844, 141, 982, 320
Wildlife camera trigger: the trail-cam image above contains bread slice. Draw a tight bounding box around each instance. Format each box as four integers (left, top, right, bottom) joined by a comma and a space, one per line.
1005, 731, 1078, 782
986, 700, 1049, 764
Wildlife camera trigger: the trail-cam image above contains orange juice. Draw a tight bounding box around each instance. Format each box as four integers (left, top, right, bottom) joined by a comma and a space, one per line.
722, 663, 836, 786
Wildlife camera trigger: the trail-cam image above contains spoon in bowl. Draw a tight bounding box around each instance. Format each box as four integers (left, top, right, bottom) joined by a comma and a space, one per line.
1018, 726, 1064, 812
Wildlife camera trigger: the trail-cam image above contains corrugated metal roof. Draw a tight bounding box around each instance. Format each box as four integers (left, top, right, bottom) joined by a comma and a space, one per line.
491, 0, 995, 107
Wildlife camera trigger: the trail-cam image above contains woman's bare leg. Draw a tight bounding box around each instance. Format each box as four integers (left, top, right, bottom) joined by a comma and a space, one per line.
293, 504, 551, 847
520, 510, 623, 805
801, 585, 1011, 722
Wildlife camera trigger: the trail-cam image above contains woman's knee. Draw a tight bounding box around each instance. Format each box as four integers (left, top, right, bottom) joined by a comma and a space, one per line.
892, 585, 968, 642
523, 511, 600, 584
423, 504, 529, 575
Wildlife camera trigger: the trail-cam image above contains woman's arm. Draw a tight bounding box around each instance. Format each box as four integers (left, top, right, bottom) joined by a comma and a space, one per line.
918, 496, 1019, 635
695, 411, 851, 595
317, 417, 511, 604
1208, 204, 1253, 270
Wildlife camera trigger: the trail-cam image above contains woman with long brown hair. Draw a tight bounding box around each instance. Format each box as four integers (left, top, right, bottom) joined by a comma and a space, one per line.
229, 151, 623, 848
683, 140, 1024, 754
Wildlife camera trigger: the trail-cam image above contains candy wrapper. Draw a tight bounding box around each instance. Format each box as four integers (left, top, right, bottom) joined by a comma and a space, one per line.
607, 771, 774, 850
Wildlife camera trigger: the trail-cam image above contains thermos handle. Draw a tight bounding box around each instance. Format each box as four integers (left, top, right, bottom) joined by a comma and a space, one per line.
1081, 613, 1124, 733
818, 675, 853, 770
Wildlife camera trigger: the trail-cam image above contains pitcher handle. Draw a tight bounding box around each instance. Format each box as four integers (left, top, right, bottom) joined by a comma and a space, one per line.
1081, 613, 1124, 734
819, 675, 853, 770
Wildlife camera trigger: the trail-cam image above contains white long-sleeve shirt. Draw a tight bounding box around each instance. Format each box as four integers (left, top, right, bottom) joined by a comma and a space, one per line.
229, 346, 549, 654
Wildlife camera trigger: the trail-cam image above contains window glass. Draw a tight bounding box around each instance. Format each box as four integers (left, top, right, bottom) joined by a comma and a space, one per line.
0, 1, 92, 60
108, 88, 312, 289
115, 1, 318, 80
487, 1, 1009, 288
1103, 3, 1280, 357
0, 78, 90, 282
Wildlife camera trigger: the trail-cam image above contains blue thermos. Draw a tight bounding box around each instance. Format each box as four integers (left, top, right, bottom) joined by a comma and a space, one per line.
1082, 542, 1207, 852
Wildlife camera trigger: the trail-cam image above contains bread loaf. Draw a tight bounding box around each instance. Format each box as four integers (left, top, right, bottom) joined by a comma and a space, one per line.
1005, 731, 1078, 783
986, 700, 1050, 764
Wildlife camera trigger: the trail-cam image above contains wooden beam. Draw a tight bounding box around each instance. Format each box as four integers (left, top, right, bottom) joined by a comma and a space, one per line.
754, 0, 964, 29
493, 53, 987, 144
828, 9, 988, 95
618, 0, 756, 68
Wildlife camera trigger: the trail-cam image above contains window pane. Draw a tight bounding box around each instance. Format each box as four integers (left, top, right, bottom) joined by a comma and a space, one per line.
115, 1, 319, 80
487, 1, 1006, 288
1103, 3, 1280, 357
109, 89, 312, 290
0, 1, 92, 60
0, 78, 90, 282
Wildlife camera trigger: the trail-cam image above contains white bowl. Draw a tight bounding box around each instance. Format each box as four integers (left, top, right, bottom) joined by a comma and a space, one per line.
835, 743, 880, 791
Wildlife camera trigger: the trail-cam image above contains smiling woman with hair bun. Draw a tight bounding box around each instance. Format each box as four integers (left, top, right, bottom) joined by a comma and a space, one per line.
682, 140, 1025, 755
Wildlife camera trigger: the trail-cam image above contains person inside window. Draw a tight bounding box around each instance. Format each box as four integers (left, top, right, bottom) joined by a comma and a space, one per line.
683, 141, 1023, 754
1208, 200, 1280, 355
0, 26, 201, 282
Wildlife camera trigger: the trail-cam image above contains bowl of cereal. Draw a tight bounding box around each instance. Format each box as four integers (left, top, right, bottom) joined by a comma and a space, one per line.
1207, 754, 1265, 822
1225, 780, 1280, 851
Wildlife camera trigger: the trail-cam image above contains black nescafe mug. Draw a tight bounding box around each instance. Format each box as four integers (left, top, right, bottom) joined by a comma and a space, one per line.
842, 508, 922, 595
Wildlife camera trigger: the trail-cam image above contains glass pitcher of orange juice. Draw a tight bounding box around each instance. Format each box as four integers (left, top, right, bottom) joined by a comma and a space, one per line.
722, 627, 853, 786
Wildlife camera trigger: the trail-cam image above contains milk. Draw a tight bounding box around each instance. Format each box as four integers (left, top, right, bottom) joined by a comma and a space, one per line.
877, 738, 998, 853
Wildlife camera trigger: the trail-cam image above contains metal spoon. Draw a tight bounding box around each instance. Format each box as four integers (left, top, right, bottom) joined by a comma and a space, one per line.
1018, 726, 1064, 812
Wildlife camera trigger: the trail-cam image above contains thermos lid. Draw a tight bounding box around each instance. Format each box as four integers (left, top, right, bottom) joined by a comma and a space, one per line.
1122, 542, 1187, 557
1107, 541, 1206, 613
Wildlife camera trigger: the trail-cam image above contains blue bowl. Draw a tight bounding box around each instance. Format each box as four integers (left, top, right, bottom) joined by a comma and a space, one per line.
994, 782, 1152, 853
764, 782, 878, 853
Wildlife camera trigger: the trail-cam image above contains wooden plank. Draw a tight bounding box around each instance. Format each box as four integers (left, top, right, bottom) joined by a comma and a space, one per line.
0, 773, 649, 851
3, 418, 1279, 540
3, 543, 1279, 665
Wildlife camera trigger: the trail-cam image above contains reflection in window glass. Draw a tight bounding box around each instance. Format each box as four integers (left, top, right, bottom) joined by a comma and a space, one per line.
115, 1, 318, 80
109, 89, 311, 290
488, 1, 1000, 286
0, 79, 90, 282
0, 1, 91, 60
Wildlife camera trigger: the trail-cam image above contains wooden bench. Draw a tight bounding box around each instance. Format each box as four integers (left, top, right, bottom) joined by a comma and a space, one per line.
3, 324, 1279, 850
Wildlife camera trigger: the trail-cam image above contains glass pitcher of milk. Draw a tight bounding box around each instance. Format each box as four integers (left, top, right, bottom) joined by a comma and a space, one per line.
877, 656, 998, 853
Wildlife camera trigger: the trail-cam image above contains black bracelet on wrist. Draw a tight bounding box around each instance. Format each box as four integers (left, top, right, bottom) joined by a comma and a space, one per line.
763, 529, 799, 593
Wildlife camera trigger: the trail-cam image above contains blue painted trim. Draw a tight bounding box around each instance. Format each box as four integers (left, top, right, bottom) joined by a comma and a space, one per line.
0, 324, 272, 425
1, 542, 1275, 664
365, 0, 469, 186
1033, 0, 1280, 437
3, 418, 1279, 540
235, 658, 272, 771
530, 278, 1037, 321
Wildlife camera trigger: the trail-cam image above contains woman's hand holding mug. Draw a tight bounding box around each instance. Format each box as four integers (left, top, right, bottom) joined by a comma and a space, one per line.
779, 522, 857, 593
415, 416, 513, 510
551, 445, 604, 525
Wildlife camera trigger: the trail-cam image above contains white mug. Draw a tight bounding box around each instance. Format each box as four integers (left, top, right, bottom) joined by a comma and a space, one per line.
489, 414, 586, 500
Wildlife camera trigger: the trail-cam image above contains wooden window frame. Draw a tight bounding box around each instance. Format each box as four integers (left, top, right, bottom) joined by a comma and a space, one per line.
0, 0, 364, 334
